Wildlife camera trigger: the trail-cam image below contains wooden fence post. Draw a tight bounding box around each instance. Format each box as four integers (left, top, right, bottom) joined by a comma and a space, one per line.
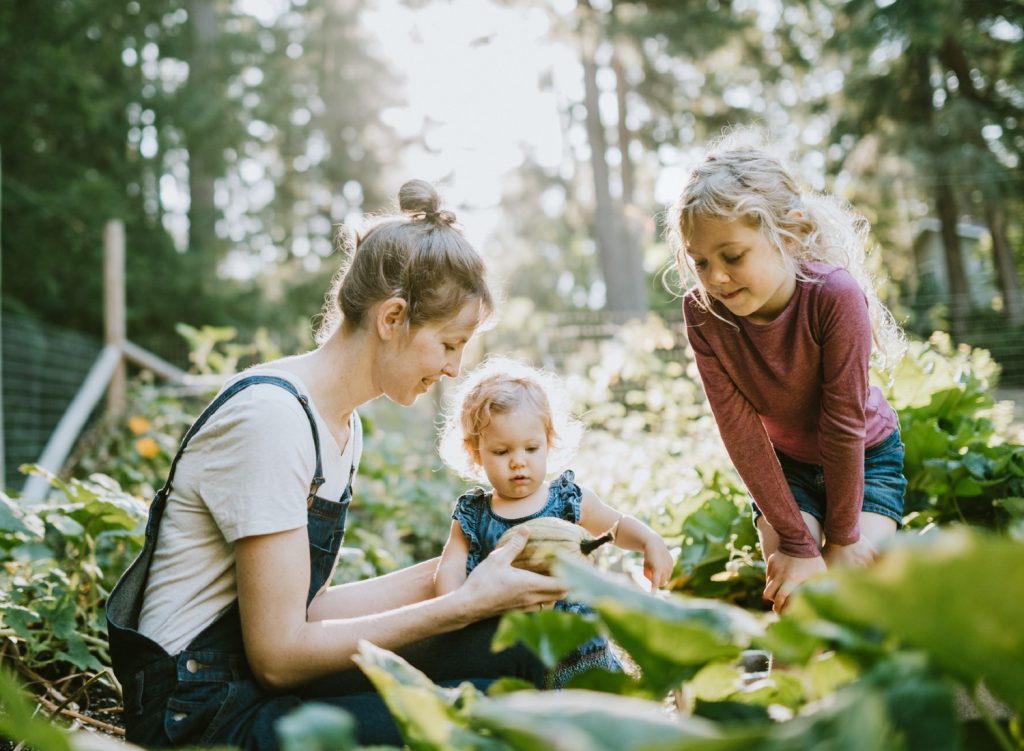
104, 219, 126, 416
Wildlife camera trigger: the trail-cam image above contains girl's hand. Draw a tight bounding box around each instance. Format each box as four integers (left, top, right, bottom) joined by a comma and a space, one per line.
763, 551, 827, 614
459, 527, 568, 617
642, 539, 675, 592
823, 536, 878, 569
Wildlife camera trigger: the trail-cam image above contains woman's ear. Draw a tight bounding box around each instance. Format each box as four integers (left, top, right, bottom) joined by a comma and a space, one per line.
376, 297, 408, 340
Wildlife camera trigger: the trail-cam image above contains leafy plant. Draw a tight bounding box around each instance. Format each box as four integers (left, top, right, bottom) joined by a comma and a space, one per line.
1, 469, 146, 676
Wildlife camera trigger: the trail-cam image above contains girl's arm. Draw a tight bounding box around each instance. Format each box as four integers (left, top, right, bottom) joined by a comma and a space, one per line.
236, 525, 566, 690
815, 273, 875, 548
578, 487, 674, 591
684, 299, 820, 559
434, 521, 471, 595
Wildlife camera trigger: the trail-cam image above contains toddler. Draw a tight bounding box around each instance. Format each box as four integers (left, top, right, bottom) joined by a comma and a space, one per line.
435, 357, 674, 686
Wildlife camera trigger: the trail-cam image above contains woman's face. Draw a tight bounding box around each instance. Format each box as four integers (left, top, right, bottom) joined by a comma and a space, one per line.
380, 301, 481, 406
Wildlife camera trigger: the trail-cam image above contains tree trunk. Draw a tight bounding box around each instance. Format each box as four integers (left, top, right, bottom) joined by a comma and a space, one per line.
611, 44, 634, 207
986, 202, 1023, 326
186, 0, 221, 293
578, 2, 647, 316
610, 41, 648, 315
935, 183, 969, 340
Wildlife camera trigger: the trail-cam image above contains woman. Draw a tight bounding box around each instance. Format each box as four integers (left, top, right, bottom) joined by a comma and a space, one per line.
106, 179, 566, 749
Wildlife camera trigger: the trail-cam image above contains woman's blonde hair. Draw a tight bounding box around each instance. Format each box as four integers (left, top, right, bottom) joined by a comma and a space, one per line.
438, 357, 583, 483
667, 130, 904, 369
316, 179, 493, 343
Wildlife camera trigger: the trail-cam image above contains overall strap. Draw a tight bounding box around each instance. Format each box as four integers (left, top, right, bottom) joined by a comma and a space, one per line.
160, 375, 326, 505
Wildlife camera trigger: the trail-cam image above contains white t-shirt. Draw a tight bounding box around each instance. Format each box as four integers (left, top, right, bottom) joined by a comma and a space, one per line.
138, 368, 362, 655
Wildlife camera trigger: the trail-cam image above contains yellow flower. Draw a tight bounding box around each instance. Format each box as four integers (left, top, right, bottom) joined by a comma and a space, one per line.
135, 437, 160, 459
128, 415, 152, 435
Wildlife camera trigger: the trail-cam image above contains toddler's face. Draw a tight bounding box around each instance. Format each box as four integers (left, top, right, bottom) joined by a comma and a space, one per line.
685, 215, 795, 324
477, 407, 549, 501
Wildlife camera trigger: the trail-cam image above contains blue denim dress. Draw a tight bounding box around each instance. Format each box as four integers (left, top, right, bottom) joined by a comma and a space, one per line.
454, 469, 622, 687
107, 376, 546, 749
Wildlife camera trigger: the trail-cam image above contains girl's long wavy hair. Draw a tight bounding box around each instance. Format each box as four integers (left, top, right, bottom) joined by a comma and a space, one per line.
438, 356, 583, 484
667, 131, 905, 370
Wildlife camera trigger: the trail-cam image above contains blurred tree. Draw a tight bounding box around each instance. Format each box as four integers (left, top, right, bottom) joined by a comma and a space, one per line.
0, 0, 397, 360
817, 0, 1024, 337
0, 0, 189, 339
577, 0, 648, 315
490, 0, 785, 316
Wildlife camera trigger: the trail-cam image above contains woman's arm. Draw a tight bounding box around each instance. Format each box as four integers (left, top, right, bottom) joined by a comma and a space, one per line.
578, 488, 674, 591
434, 521, 471, 595
307, 558, 440, 621
236, 526, 565, 690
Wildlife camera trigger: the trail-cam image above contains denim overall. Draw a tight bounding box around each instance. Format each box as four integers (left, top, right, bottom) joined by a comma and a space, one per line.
106, 375, 546, 749
106, 375, 352, 748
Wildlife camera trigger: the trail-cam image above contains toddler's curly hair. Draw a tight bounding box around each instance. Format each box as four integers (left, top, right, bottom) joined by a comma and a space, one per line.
438, 356, 583, 483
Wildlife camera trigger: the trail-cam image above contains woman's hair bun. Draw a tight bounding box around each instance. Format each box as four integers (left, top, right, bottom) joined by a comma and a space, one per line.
398, 179, 457, 226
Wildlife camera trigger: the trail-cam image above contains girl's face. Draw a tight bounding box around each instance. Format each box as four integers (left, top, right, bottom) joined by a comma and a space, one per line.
685, 215, 797, 324
476, 407, 550, 502
380, 301, 480, 406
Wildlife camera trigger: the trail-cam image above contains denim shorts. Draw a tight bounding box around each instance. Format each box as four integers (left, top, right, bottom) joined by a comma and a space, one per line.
751, 429, 907, 529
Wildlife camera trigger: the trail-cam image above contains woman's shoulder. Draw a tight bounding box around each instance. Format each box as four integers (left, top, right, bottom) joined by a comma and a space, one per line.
193, 372, 318, 453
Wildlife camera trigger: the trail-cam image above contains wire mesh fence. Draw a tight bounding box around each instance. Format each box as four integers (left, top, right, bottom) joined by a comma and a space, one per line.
2, 312, 102, 491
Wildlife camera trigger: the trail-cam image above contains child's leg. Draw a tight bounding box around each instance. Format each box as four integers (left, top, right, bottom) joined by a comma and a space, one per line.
755, 512, 823, 561
857, 511, 897, 548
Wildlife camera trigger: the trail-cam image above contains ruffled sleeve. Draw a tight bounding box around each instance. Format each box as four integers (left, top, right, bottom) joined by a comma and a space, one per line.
549, 470, 583, 524
452, 487, 489, 573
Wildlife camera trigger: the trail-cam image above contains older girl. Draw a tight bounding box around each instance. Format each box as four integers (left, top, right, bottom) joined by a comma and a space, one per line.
670, 136, 907, 613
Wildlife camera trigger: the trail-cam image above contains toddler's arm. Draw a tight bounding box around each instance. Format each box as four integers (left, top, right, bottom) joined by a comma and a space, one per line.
579, 487, 674, 592
434, 521, 471, 596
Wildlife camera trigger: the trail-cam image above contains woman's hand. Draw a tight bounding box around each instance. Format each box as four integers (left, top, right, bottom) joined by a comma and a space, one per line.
823, 536, 878, 569
458, 527, 568, 618
763, 551, 827, 614
642, 538, 675, 592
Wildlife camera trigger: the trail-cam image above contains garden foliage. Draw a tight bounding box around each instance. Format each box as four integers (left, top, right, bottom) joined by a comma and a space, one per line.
1, 319, 1022, 748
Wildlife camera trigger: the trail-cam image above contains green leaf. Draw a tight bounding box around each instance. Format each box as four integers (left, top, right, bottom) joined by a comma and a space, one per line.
554, 557, 762, 696
492, 610, 602, 668
960, 452, 990, 480
486, 678, 537, 696
2, 605, 40, 641
352, 641, 481, 751
469, 689, 734, 751
994, 497, 1024, 520
803, 652, 860, 702
0, 494, 45, 545
754, 617, 825, 666
860, 654, 960, 751
562, 668, 638, 694
798, 529, 1024, 714
688, 662, 804, 709
0, 669, 72, 751
275, 702, 359, 751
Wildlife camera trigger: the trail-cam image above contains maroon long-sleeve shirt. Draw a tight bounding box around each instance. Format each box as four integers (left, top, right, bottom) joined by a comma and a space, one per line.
683, 262, 898, 558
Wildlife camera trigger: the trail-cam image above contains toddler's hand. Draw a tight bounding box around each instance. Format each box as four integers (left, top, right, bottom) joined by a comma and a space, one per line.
642, 539, 675, 592
823, 536, 878, 569
763, 550, 827, 614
